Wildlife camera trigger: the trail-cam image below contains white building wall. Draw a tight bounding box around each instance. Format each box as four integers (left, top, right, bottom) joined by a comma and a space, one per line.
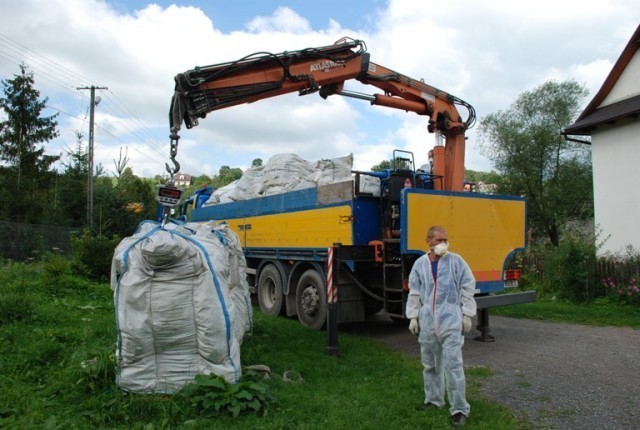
601, 53, 640, 106
591, 118, 640, 255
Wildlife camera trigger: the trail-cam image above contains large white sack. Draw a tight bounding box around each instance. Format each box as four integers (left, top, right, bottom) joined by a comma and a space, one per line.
230, 166, 265, 201
204, 180, 238, 205
259, 154, 315, 197
204, 153, 354, 204
309, 154, 354, 185
110, 220, 252, 394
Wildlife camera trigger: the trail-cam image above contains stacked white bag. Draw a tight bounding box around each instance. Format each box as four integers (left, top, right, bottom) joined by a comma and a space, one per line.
204, 153, 354, 205
110, 220, 253, 394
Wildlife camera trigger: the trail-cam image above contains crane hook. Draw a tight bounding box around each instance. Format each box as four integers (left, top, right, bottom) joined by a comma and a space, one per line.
165, 131, 181, 179
165, 156, 180, 178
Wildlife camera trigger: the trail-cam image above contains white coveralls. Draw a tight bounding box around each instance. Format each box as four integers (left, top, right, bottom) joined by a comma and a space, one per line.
406, 251, 477, 417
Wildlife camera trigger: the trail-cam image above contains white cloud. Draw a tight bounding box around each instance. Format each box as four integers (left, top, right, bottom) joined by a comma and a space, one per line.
247, 6, 312, 34
0, 0, 638, 178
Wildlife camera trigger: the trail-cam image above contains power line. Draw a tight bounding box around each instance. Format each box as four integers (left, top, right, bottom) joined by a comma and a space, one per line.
0, 31, 204, 177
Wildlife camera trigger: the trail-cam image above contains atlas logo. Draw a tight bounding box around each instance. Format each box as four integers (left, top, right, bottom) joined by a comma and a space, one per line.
310, 60, 340, 72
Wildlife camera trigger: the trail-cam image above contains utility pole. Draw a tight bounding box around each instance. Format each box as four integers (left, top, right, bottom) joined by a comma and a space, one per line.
78, 85, 107, 228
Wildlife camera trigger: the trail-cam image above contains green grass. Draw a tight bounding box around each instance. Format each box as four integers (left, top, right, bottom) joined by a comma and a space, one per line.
491, 296, 640, 328
0, 260, 529, 429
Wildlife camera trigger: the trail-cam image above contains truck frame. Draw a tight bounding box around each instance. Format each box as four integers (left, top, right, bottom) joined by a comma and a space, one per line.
167, 38, 536, 340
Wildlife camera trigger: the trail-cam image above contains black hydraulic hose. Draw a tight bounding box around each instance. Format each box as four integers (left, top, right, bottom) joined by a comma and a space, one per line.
340, 264, 385, 302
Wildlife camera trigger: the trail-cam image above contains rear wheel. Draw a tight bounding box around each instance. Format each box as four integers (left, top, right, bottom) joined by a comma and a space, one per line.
257, 265, 285, 316
295, 269, 326, 329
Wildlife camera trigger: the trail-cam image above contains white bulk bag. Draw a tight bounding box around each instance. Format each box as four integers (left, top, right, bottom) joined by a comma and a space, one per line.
110, 220, 252, 393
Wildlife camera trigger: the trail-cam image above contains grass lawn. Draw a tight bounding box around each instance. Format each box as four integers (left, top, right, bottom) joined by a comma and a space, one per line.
0, 260, 529, 429
491, 296, 640, 328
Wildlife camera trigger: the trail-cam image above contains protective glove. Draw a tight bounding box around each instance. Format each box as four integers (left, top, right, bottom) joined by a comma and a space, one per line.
409, 318, 419, 335
462, 315, 472, 334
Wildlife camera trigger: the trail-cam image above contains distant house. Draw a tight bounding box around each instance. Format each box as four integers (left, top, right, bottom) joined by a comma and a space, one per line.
172, 173, 193, 187
562, 24, 640, 256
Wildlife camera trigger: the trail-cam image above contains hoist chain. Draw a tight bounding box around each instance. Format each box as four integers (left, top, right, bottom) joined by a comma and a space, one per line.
165, 130, 181, 181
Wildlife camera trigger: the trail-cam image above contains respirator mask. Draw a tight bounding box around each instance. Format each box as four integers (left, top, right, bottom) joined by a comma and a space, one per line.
432, 242, 449, 256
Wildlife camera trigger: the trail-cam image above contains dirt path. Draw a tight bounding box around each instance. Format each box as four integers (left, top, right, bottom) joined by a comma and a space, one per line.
341, 314, 640, 429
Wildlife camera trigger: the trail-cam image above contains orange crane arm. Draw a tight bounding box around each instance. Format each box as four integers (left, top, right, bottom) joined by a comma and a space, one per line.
169, 38, 475, 191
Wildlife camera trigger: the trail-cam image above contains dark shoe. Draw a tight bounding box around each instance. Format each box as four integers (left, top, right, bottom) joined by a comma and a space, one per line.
451, 412, 467, 426
415, 402, 438, 411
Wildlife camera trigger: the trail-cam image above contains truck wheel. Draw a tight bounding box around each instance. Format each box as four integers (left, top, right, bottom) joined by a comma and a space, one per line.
257, 265, 285, 316
295, 269, 326, 330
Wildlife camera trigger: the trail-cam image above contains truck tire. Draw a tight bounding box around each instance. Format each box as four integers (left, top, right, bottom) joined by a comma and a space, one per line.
295, 269, 326, 330
257, 264, 285, 316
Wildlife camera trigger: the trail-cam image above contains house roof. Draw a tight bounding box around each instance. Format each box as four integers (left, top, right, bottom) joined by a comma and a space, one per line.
562, 24, 640, 137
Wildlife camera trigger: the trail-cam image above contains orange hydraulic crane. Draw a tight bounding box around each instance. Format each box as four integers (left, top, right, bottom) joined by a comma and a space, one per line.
168, 37, 475, 191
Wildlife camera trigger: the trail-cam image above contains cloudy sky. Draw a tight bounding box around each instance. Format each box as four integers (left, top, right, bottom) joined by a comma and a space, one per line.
0, 0, 638, 179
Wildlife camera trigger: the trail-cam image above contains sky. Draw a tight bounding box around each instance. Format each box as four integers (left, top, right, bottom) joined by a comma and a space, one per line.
0, 0, 638, 180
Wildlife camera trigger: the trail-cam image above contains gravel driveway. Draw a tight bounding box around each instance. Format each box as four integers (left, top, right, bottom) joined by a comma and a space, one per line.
341, 314, 640, 429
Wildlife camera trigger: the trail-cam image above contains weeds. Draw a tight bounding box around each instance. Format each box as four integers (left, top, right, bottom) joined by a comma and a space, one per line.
179, 371, 277, 418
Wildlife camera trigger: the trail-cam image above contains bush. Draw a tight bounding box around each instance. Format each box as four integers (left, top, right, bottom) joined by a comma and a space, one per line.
71, 229, 120, 280
75, 348, 117, 393
40, 253, 72, 294
0, 292, 34, 325
525, 228, 599, 303
179, 371, 277, 418
0, 221, 46, 261
598, 246, 640, 306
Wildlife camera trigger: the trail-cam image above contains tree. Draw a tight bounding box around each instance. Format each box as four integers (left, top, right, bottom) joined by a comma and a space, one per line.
56, 130, 90, 227
464, 169, 502, 185
251, 158, 263, 167
212, 165, 243, 188
370, 157, 413, 172
371, 160, 391, 172
479, 80, 592, 246
0, 64, 60, 222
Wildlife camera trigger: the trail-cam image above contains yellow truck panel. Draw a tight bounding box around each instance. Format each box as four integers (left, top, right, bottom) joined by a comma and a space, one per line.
227, 204, 355, 249
404, 191, 526, 285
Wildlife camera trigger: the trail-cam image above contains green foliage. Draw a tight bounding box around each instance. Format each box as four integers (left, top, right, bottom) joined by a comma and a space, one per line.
43, 252, 71, 278
183, 173, 213, 196
56, 132, 90, 227
212, 165, 243, 188
71, 229, 120, 280
0, 291, 34, 325
0, 64, 60, 225
0, 259, 530, 430
0, 220, 46, 260
180, 371, 277, 418
492, 297, 640, 328
524, 228, 598, 303
464, 169, 502, 185
75, 348, 117, 393
370, 157, 413, 172
370, 159, 391, 171
598, 246, 640, 306
479, 80, 592, 245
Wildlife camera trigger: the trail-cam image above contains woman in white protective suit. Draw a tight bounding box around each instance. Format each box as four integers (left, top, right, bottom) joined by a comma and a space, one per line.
405, 225, 477, 427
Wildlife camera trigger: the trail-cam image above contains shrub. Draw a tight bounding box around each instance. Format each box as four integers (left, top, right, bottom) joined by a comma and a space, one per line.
525, 228, 599, 303
75, 348, 117, 393
0, 292, 34, 325
40, 253, 72, 294
71, 229, 120, 280
598, 246, 640, 306
179, 371, 277, 418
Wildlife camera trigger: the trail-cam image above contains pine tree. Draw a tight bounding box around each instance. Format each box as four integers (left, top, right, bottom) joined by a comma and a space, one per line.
0, 64, 60, 222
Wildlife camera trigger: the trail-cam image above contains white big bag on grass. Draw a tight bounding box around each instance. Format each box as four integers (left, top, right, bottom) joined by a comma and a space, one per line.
110, 220, 253, 394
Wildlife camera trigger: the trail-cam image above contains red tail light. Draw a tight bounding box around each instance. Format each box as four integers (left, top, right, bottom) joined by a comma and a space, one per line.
505, 269, 521, 281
